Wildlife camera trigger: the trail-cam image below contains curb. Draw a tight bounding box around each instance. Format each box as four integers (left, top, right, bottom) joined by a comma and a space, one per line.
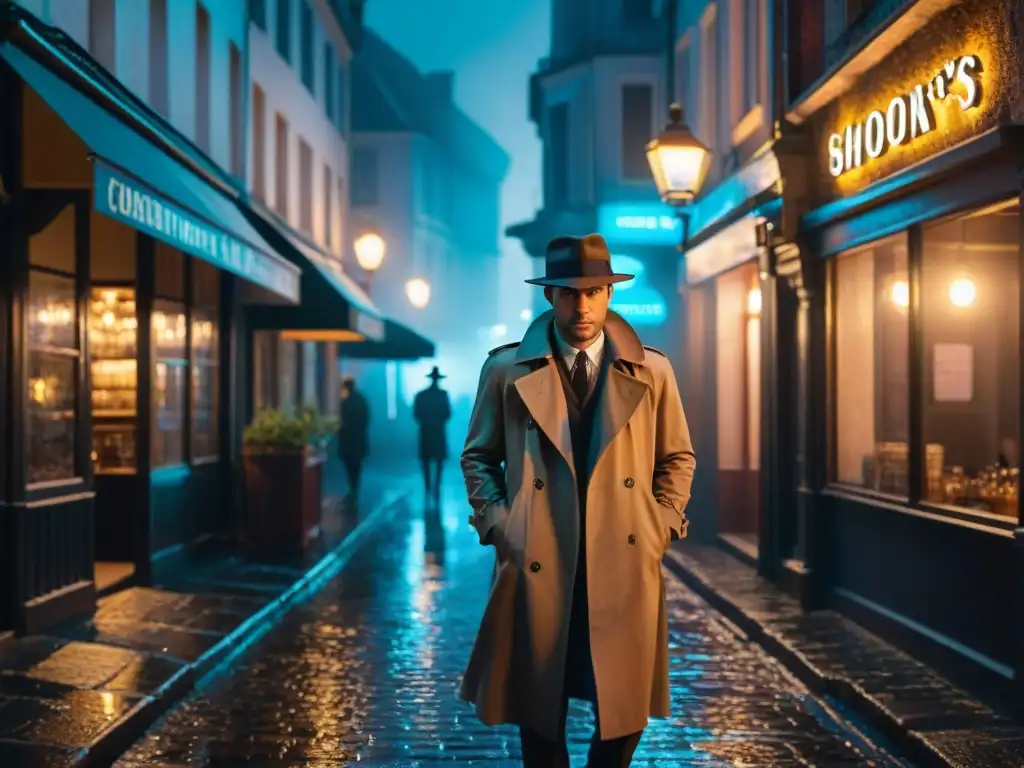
80, 483, 412, 767
662, 550, 957, 768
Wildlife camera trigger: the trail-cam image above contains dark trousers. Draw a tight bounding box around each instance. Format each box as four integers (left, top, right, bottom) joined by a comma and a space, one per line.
420, 458, 443, 504
341, 455, 363, 498
519, 700, 643, 768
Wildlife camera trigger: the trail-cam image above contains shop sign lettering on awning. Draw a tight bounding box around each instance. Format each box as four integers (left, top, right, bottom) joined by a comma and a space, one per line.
94, 161, 301, 302
827, 54, 982, 179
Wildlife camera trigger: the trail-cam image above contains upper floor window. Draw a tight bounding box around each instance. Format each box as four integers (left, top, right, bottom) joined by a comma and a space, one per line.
742, 0, 762, 113
548, 102, 569, 208
620, 84, 653, 180
229, 44, 244, 177
276, 0, 292, 63
298, 139, 313, 233
149, 0, 168, 116
324, 45, 336, 123
252, 84, 267, 201
323, 164, 333, 248
351, 148, 379, 206
89, 0, 116, 73
195, 3, 211, 153
300, 1, 315, 92
275, 113, 289, 216
336, 60, 348, 134
249, 0, 266, 29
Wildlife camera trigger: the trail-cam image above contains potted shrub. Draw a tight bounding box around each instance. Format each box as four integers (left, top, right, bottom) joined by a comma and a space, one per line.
242, 407, 339, 553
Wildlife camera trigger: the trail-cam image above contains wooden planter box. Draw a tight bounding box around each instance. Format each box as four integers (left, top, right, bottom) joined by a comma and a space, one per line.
243, 446, 325, 554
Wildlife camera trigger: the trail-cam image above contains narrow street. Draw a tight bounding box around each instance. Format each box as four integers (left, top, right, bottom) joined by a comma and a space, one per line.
114, 474, 915, 767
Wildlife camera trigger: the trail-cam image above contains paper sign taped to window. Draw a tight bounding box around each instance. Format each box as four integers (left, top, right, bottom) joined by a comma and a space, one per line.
933, 343, 973, 402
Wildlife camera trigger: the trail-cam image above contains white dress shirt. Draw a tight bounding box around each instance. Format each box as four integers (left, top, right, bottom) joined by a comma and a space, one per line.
553, 326, 606, 384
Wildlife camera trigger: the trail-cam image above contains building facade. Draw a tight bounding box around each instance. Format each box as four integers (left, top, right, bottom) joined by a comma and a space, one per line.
506, 0, 682, 363
349, 30, 509, 446
682, 0, 1024, 711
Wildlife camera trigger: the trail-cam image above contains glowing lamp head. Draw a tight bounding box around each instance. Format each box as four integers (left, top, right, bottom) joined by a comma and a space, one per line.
405, 277, 431, 309
948, 277, 976, 308
890, 279, 909, 309
354, 231, 386, 272
646, 103, 712, 204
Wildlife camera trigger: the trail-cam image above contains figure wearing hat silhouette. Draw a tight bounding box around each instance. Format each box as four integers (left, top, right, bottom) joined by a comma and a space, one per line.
460, 233, 695, 767
338, 375, 370, 506
413, 366, 452, 508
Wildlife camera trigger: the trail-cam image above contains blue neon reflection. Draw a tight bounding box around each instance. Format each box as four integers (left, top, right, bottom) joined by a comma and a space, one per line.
609, 254, 668, 326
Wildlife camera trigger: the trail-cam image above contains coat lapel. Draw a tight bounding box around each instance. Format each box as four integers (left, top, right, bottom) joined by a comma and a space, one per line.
514, 363, 575, 475
587, 363, 650, 476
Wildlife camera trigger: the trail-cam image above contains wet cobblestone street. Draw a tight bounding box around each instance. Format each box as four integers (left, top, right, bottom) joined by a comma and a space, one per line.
115, 479, 915, 767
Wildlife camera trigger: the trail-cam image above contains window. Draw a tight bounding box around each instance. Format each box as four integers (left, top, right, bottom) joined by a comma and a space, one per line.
252, 84, 267, 201
323, 164, 333, 248
832, 233, 909, 495
191, 260, 220, 461
351, 148, 379, 206
324, 44, 336, 123
742, 0, 762, 113
275, 113, 289, 216
920, 203, 1019, 517
337, 60, 348, 133
620, 84, 653, 179
249, 0, 266, 29
149, 0, 168, 116
548, 102, 569, 207
89, 0, 116, 73
27, 205, 79, 484
300, 1, 314, 91
229, 44, 244, 177
298, 139, 313, 233
195, 3, 211, 153
276, 0, 292, 63
338, 176, 347, 254
153, 244, 187, 468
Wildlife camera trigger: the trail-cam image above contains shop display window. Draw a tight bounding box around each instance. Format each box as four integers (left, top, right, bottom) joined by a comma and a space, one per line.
152, 299, 187, 467
27, 235, 78, 485
191, 311, 219, 459
832, 233, 909, 495
920, 202, 1019, 518
89, 287, 138, 474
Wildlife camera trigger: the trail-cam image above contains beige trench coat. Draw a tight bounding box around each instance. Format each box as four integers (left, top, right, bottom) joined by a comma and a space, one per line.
459, 309, 695, 742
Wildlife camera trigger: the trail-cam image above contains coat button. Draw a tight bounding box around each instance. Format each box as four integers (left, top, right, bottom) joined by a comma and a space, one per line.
534, 478, 545, 490
627, 534, 636, 545
530, 561, 541, 572
624, 477, 635, 488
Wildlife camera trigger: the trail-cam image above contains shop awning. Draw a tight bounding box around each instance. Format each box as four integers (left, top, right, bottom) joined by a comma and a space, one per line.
240, 205, 386, 342
0, 33, 301, 303
336, 318, 435, 361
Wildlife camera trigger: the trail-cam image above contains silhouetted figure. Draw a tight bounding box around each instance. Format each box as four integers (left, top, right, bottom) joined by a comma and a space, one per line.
413, 366, 452, 508
338, 376, 370, 505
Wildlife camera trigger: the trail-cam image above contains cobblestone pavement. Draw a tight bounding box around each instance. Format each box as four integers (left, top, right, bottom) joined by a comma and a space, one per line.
115, 478, 916, 767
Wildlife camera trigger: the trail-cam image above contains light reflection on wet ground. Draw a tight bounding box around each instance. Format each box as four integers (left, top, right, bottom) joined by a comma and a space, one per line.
116, 478, 913, 767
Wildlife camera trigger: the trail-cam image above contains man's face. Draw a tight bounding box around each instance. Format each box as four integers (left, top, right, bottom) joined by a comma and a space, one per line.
545, 284, 613, 347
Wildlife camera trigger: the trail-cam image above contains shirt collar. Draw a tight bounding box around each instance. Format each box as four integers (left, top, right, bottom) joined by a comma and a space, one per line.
553, 324, 606, 370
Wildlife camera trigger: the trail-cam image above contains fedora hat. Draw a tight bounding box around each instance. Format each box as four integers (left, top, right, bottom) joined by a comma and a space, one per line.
525, 233, 633, 289
426, 366, 446, 380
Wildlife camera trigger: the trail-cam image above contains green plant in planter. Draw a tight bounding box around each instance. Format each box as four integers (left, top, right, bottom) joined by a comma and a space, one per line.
243, 408, 340, 454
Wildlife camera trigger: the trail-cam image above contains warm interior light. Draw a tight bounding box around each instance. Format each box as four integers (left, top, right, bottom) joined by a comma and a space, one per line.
948, 277, 976, 308
405, 277, 431, 309
353, 232, 386, 272
890, 279, 909, 309
746, 287, 762, 316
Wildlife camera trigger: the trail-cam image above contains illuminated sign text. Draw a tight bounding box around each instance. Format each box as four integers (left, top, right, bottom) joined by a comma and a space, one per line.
828, 54, 981, 178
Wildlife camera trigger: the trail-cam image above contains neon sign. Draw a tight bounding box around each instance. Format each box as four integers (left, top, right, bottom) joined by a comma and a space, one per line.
598, 204, 681, 246
608, 255, 667, 326
827, 54, 982, 178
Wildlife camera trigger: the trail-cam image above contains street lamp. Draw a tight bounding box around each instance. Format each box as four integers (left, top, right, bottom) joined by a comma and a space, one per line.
646, 102, 712, 248
353, 231, 386, 292
405, 277, 431, 309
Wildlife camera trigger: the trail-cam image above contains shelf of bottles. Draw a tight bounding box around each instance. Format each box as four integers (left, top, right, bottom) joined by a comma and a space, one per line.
89, 287, 137, 475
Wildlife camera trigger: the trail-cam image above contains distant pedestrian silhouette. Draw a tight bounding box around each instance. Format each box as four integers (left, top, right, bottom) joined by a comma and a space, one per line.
413, 366, 452, 508
338, 376, 370, 506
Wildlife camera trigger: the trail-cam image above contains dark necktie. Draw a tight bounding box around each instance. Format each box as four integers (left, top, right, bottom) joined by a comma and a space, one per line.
571, 350, 589, 403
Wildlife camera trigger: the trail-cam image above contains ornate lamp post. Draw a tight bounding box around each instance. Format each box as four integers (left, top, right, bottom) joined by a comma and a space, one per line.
646, 102, 712, 248
353, 231, 386, 293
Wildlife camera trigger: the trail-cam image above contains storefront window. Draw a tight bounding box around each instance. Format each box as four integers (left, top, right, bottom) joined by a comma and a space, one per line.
191, 260, 220, 460
153, 299, 187, 467
27, 206, 79, 485
833, 233, 909, 495
90, 287, 138, 474
920, 202, 1019, 517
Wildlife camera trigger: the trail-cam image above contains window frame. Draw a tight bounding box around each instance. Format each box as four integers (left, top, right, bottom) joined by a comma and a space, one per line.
826, 200, 1022, 532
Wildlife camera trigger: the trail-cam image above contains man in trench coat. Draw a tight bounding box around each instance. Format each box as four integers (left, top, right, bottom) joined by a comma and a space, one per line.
413, 366, 453, 508
460, 233, 695, 767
